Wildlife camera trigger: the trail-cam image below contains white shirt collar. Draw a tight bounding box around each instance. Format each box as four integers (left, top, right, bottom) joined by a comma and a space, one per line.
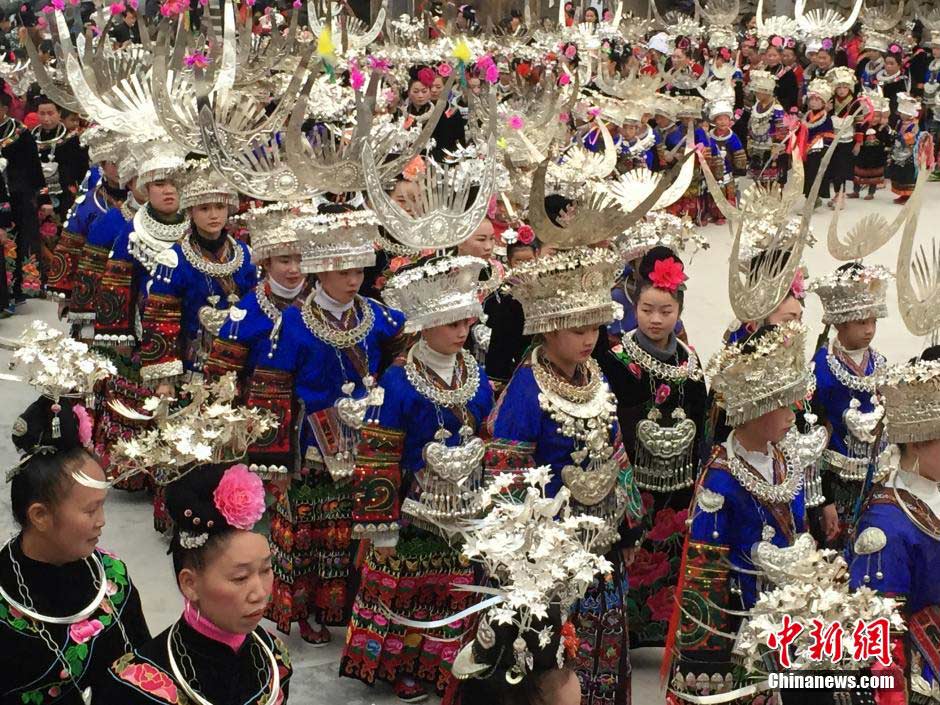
268, 277, 305, 300
314, 282, 354, 318
413, 339, 458, 386
832, 337, 868, 367
725, 431, 776, 484
884, 447, 940, 522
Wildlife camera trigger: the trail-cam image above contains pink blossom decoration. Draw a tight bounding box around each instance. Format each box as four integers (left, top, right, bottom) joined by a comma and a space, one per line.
627, 362, 642, 379
40, 4, 55, 13
292, 0, 301, 7
654, 383, 672, 405
367, 55, 391, 72
564, 45, 577, 59
69, 618, 104, 645
507, 114, 524, 130
349, 63, 365, 91
72, 404, 93, 448
475, 54, 494, 71
109, 2, 125, 14
558, 73, 571, 86
558, 111, 570, 123
485, 64, 500, 84
212, 464, 265, 531
790, 269, 806, 299
437, 63, 452, 78
184, 52, 210, 70
126, 0, 138, 8
516, 224, 534, 245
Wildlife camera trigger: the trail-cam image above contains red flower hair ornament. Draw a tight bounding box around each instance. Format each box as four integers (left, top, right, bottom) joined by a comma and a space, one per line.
417, 67, 435, 88
649, 257, 687, 293
560, 621, 579, 661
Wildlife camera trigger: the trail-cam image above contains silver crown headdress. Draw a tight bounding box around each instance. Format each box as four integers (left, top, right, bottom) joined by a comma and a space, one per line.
135, 137, 188, 188
826, 66, 857, 89
382, 256, 487, 334
238, 203, 302, 264
510, 246, 622, 335
748, 69, 777, 95
862, 29, 891, 53
178, 159, 240, 211
807, 77, 834, 103
708, 321, 815, 427
295, 209, 379, 274
809, 263, 892, 325
81, 126, 125, 166
879, 359, 940, 444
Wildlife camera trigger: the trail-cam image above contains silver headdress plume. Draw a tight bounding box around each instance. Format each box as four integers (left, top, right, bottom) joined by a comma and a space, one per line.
896, 140, 940, 338
527, 148, 691, 249
795, 0, 864, 40
308, 0, 387, 54
363, 92, 498, 252
863, 0, 906, 33
694, 0, 740, 27
754, 0, 800, 45
284, 69, 454, 195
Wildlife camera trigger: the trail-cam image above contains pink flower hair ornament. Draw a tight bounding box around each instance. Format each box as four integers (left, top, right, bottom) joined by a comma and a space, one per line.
789, 268, 806, 300
213, 464, 265, 531
648, 257, 687, 293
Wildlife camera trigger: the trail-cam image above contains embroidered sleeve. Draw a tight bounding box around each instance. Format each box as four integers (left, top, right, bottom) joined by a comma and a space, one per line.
244, 368, 296, 470
94, 257, 137, 344
110, 654, 180, 703
46, 228, 85, 299
351, 424, 405, 542
139, 293, 183, 383
731, 146, 748, 172
203, 337, 250, 381
70, 242, 110, 321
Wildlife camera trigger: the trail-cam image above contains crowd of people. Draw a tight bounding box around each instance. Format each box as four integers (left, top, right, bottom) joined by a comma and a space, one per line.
1, 2, 940, 705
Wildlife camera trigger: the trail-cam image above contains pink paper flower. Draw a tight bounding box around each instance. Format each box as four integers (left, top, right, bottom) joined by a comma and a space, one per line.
558, 111, 570, 123
485, 64, 500, 84
649, 257, 687, 293
654, 383, 672, 405
349, 64, 365, 91
564, 45, 577, 59
184, 52, 210, 69
437, 63, 452, 78
69, 618, 104, 644
213, 464, 265, 531
367, 55, 390, 72
51, 0, 65, 9
126, 0, 138, 8
476, 55, 494, 71
109, 2, 125, 13
627, 362, 642, 379
417, 67, 435, 88
790, 269, 806, 299
558, 72, 571, 86
73, 404, 92, 447
516, 224, 534, 244
507, 114, 524, 130
292, 0, 301, 6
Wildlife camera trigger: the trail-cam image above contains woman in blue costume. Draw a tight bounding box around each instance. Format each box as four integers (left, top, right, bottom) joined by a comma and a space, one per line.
809, 262, 890, 546
1, 391, 150, 705
46, 127, 126, 307
616, 108, 658, 174
664, 98, 710, 224
93, 139, 189, 513
486, 245, 643, 705
134, 160, 252, 533
340, 255, 492, 703
257, 205, 406, 646
850, 348, 940, 705
746, 70, 789, 186
599, 247, 708, 650
69, 147, 144, 342
665, 322, 814, 703
139, 160, 254, 392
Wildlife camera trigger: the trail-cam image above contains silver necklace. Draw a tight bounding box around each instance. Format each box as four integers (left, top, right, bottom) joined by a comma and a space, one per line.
405, 345, 480, 408
166, 624, 281, 705
0, 538, 108, 624
301, 293, 374, 349
31, 123, 66, 147
826, 345, 883, 394
130, 207, 188, 274
180, 235, 245, 278
621, 332, 702, 382
120, 199, 137, 222
727, 444, 803, 504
